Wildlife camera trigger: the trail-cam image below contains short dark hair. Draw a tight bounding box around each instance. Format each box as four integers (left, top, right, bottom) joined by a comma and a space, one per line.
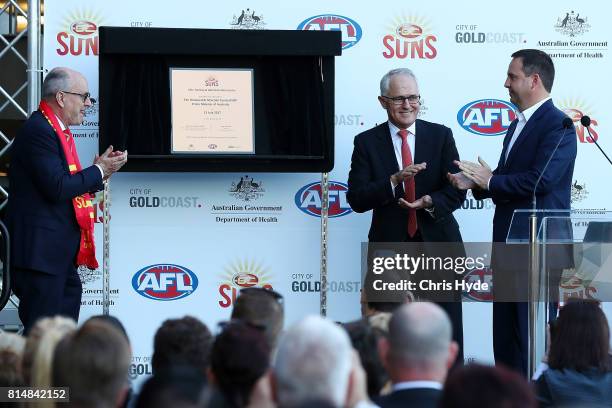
152, 316, 212, 375
439, 364, 537, 408
88, 315, 130, 345
135, 367, 206, 408
343, 319, 388, 398
210, 321, 270, 408
52, 320, 131, 408
511, 49, 555, 92
231, 288, 284, 349
548, 299, 612, 372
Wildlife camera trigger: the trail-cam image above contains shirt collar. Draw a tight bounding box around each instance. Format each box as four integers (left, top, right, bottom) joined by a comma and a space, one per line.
388, 120, 417, 139
55, 114, 67, 131
519, 96, 551, 123
392, 380, 443, 392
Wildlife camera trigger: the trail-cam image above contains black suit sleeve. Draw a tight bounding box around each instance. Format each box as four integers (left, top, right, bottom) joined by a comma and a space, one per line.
428, 128, 466, 217
21, 125, 103, 203
347, 134, 396, 213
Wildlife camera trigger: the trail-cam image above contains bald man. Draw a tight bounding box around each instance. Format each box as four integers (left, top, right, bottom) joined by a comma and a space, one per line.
6, 67, 127, 333
377, 302, 458, 408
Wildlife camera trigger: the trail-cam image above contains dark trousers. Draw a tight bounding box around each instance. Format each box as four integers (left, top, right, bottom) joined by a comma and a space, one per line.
11, 266, 82, 334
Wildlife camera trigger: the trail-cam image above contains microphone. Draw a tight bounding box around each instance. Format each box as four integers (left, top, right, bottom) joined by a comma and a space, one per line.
532, 117, 574, 211
580, 115, 612, 166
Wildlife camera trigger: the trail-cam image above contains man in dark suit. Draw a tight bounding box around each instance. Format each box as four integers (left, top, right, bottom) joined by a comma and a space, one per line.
6, 67, 127, 334
347, 68, 466, 359
376, 302, 458, 408
449, 49, 577, 374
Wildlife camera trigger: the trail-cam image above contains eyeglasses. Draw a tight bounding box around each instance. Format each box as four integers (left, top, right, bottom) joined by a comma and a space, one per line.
381, 94, 421, 105
61, 90, 96, 104
239, 286, 284, 305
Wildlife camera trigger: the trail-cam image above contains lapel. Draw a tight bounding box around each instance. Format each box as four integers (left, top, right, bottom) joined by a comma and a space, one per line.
414, 119, 427, 165
374, 123, 400, 176
504, 99, 553, 167
498, 119, 518, 168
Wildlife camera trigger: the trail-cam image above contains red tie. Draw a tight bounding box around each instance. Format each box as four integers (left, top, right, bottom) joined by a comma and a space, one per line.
398, 129, 417, 237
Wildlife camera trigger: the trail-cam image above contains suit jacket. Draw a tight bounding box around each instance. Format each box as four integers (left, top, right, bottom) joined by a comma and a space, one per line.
375, 387, 442, 408
6, 110, 104, 275
347, 120, 465, 243
473, 99, 577, 243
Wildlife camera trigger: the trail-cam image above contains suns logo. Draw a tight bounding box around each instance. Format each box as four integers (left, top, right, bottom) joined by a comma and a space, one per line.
56, 10, 104, 56
559, 99, 599, 143
295, 181, 352, 218
382, 14, 437, 59
132, 264, 198, 301
457, 99, 517, 136
218, 259, 273, 308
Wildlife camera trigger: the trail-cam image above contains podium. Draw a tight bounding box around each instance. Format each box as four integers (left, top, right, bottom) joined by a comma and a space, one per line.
507, 209, 612, 377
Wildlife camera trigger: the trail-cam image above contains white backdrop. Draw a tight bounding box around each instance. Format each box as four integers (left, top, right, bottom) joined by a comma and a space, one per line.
44, 0, 611, 381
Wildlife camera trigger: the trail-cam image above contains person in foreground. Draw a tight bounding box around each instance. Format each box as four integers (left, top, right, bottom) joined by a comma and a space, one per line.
448, 49, 577, 374
6, 67, 127, 334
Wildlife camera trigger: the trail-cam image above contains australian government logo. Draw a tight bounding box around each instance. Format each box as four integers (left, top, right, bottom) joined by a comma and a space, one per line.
212, 176, 282, 224
571, 180, 589, 204
230, 8, 266, 29
540, 11, 606, 59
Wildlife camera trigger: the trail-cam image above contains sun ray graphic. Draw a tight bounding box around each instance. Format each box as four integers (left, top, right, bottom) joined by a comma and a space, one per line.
558, 97, 596, 118
60, 8, 105, 36
220, 258, 272, 288
384, 13, 432, 37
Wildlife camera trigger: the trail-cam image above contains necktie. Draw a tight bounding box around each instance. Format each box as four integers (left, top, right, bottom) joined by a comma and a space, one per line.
63, 128, 75, 154
398, 129, 417, 237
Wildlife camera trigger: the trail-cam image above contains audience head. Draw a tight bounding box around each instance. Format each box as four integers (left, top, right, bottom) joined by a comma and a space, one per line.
0, 330, 26, 386
136, 366, 207, 408
231, 287, 284, 349
548, 299, 612, 372
53, 319, 131, 408
209, 320, 271, 407
152, 315, 212, 376
22, 316, 76, 386
381, 302, 457, 383
88, 315, 130, 345
273, 315, 353, 407
343, 319, 388, 398
439, 364, 536, 408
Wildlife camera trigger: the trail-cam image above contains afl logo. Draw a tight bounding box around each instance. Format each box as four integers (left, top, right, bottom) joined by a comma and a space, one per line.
70, 21, 97, 36
297, 14, 362, 50
462, 267, 493, 302
457, 99, 516, 136
396, 24, 423, 40
295, 181, 352, 218
132, 264, 198, 301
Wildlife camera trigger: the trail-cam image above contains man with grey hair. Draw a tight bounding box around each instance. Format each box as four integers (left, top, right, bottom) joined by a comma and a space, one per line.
347, 68, 465, 359
377, 302, 458, 408
271, 315, 375, 408
7, 67, 127, 334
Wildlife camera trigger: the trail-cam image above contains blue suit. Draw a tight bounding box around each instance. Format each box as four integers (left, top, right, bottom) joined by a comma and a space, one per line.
474, 99, 577, 373
6, 110, 103, 333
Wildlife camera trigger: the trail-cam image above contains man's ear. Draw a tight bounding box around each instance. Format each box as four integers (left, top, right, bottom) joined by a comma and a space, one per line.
378, 336, 390, 369
446, 341, 459, 369
56, 92, 65, 108
378, 96, 388, 109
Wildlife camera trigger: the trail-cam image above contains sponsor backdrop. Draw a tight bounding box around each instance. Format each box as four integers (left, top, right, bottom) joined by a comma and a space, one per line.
44, 0, 611, 381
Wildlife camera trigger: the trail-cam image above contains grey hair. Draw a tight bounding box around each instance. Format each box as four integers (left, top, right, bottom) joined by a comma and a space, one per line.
380, 68, 417, 96
274, 315, 352, 407
42, 68, 72, 100
388, 302, 452, 367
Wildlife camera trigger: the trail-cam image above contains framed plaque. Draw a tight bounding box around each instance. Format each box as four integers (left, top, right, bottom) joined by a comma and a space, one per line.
170, 68, 255, 154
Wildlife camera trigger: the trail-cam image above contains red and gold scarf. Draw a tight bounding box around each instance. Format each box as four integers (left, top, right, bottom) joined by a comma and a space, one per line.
39, 100, 98, 270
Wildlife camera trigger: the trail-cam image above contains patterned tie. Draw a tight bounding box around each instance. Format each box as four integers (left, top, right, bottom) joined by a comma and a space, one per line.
398, 129, 417, 237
